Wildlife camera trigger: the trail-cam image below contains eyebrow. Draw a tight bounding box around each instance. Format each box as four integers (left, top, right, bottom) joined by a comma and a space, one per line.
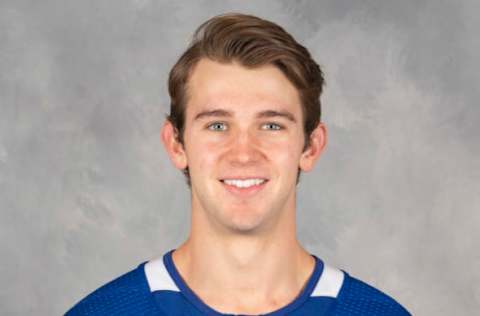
193, 108, 297, 123
257, 110, 297, 123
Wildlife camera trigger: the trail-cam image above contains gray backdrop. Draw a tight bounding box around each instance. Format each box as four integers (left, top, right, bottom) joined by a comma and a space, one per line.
1, 0, 478, 315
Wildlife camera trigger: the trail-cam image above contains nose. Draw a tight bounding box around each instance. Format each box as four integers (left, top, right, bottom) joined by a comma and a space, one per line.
227, 129, 262, 165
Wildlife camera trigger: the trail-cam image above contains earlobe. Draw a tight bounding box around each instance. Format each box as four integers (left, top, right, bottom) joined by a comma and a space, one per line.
160, 120, 188, 170
299, 123, 327, 172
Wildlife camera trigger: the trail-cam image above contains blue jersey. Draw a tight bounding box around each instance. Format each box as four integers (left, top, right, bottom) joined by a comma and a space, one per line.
66, 250, 410, 315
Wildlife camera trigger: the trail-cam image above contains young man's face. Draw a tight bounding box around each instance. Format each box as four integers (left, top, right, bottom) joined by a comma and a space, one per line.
162, 58, 326, 234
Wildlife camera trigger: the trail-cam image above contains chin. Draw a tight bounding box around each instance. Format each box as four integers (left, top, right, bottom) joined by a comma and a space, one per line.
226, 223, 262, 235
220, 214, 268, 235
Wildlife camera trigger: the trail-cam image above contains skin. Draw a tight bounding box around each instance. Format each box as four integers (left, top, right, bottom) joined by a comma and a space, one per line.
161, 58, 327, 314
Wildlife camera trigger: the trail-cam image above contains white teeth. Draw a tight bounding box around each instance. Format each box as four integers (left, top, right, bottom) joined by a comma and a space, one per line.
223, 178, 266, 188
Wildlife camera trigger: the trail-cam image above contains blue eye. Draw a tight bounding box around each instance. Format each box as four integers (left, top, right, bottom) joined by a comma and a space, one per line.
262, 123, 282, 130
207, 122, 227, 131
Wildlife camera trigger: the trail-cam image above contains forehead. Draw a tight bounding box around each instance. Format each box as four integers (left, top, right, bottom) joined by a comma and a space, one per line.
185, 59, 302, 118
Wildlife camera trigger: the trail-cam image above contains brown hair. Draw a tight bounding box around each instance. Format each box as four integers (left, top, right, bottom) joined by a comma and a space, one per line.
166, 13, 325, 186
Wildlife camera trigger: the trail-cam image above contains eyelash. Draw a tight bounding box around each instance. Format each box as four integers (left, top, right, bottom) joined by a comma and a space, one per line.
206, 122, 284, 131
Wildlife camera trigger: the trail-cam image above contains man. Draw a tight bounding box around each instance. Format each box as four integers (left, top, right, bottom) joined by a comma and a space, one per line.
67, 13, 411, 315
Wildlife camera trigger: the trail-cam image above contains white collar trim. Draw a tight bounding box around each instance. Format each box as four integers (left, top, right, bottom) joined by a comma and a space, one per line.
144, 257, 180, 292
311, 264, 344, 298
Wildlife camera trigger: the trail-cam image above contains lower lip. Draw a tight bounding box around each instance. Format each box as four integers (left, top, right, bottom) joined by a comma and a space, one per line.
220, 180, 268, 198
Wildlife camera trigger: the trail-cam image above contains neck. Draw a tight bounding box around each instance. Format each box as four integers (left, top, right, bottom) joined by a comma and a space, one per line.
171, 201, 315, 314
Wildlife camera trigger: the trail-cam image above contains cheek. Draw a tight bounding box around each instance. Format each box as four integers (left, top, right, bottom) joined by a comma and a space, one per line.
268, 142, 302, 170
278, 149, 301, 170
187, 139, 220, 172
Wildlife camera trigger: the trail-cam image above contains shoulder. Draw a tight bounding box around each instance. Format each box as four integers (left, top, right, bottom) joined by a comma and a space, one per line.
332, 272, 411, 316
65, 263, 160, 316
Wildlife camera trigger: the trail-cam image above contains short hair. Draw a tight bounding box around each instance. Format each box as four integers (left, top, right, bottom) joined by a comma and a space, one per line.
166, 13, 325, 186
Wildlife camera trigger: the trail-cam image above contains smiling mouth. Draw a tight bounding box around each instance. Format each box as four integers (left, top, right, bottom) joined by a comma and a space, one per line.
221, 178, 266, 187
219, 178, 269, 197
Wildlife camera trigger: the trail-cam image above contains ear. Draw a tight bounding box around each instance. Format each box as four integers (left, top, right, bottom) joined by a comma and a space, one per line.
299, 123, 327, 172
160, 120, 188, 170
